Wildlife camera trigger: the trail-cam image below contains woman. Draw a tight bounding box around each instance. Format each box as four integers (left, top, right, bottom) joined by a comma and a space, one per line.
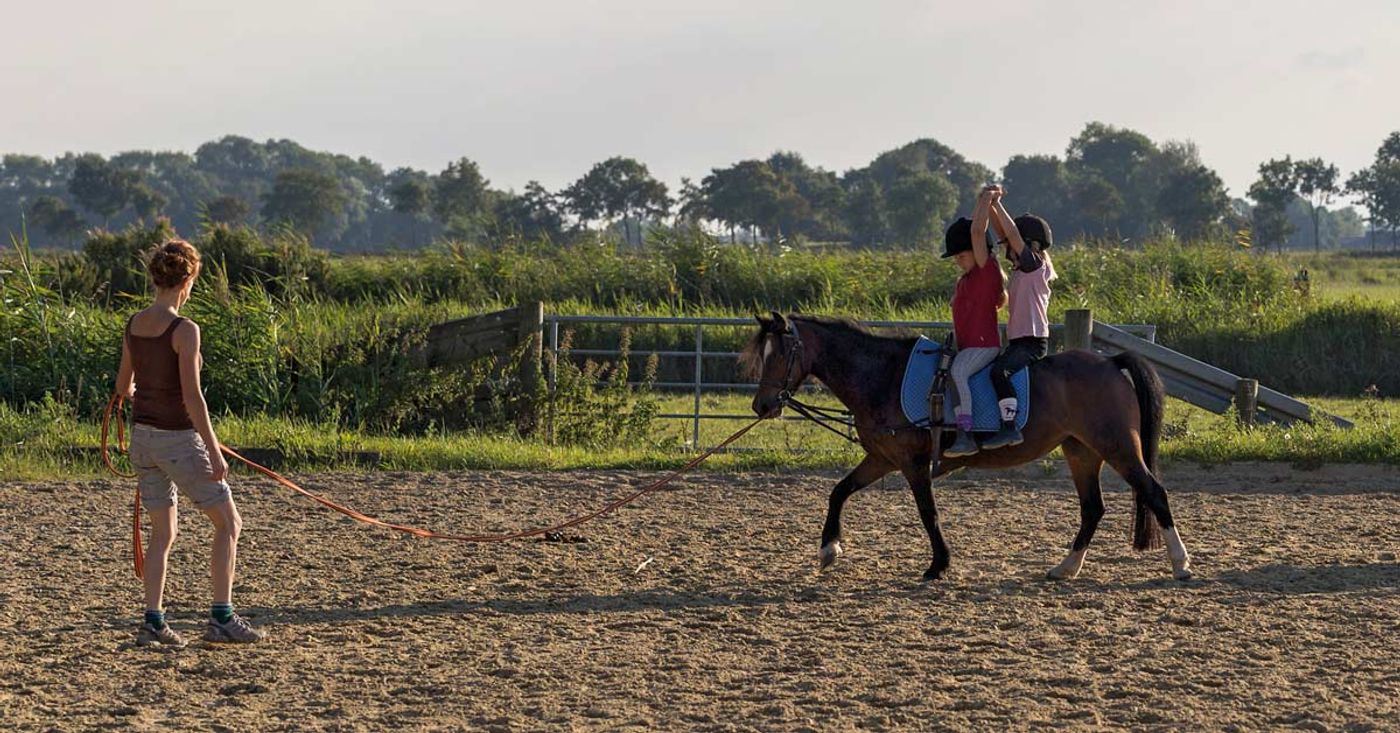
114, 239, 264, 646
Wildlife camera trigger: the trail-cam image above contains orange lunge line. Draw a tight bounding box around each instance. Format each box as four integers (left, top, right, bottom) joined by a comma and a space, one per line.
103, 393, 759, 579
101, 393, 144, 578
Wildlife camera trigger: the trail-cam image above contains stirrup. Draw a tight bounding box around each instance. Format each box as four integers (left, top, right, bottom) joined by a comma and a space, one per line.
982, 425, 1023, 450
944, 432, 980, 458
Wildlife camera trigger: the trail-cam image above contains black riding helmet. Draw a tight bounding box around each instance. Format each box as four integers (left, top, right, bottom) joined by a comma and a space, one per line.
942, 217, 997, 258
1013, 213, 1053, 250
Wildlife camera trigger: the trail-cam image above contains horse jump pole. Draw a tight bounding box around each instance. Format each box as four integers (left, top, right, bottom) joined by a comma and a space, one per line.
1064, 309, 1093, 351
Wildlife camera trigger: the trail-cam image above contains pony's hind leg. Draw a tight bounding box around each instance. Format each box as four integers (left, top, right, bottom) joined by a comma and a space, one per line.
1048, 439, 1105, 580
1106, 456, 1192, 580
818, 454, 892, 571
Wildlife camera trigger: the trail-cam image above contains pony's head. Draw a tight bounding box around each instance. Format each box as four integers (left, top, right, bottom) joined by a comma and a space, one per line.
740, 311, 807, 419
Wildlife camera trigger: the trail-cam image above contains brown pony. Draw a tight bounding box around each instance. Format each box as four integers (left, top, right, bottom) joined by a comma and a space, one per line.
741, 312, 1191, 582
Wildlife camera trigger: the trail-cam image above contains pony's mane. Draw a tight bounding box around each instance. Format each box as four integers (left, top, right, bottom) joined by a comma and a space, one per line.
738, 313, 915, 378
791, 314, 916, 339
738, 325, 771, 380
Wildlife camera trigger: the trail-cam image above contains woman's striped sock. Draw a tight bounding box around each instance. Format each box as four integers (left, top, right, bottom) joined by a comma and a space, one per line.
211, 603, 234, 623
144, 609, 166, 629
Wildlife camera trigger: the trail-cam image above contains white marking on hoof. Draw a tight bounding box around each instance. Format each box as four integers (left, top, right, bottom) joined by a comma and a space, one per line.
818, 541, 843, 571
1164, 526, 1192, 580
1047, 548, 1087, 580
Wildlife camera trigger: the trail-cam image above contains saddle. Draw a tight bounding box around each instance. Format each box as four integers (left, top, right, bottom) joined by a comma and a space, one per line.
899, 336, 1031, 433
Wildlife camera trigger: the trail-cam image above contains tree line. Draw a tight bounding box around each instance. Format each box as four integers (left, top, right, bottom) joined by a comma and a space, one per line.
3, 123, 1395, 252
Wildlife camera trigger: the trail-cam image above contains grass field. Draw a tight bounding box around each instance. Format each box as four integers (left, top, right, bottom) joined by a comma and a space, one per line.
1314, 281, 1400, 301
4, 392, 1396, 481
1285, 250, 1400, 301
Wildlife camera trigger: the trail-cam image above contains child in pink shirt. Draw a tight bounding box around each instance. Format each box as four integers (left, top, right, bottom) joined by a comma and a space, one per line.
982, 193, 1056, 450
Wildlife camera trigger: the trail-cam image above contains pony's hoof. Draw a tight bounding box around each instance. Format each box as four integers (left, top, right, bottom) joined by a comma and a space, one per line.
1165, 527, 1192, 581
818, 541, 843, 571
1171, 551, 1192, 581
1047, 549, 1087, 580
921, 565, 946, 582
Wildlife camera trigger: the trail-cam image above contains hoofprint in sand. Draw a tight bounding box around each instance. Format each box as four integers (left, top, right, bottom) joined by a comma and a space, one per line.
2, 463, 1396, 731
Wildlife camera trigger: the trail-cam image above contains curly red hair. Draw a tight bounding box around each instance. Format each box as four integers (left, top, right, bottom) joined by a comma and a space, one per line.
146, 239, 201, 290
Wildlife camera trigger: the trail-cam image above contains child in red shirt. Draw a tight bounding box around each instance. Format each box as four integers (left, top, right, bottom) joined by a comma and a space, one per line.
942, 188, 1006, 457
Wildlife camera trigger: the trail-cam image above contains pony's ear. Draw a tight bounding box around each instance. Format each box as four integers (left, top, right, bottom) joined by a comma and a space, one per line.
769, 311, 788, 332
754, 313, 770, 328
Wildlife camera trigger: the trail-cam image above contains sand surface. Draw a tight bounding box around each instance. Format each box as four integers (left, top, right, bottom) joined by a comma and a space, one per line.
2, 462, 1398, 731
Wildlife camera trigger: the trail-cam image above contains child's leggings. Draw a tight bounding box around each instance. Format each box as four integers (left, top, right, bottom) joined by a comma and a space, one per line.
950, 347, 1001, 418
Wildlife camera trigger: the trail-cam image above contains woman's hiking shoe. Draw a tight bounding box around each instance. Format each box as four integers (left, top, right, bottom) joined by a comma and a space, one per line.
981, 422, 1024, 450
136, 623, 187, 648
945, 431, 980, 458
203, 614, 265, 644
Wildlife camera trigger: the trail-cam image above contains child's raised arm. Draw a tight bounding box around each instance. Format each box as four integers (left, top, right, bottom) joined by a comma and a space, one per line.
991, 198, 1027, 258
970, 188, 993, 268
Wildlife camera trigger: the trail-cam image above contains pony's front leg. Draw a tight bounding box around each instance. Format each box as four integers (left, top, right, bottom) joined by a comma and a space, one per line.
901, 460, 951, 580
818, 454, 892, 572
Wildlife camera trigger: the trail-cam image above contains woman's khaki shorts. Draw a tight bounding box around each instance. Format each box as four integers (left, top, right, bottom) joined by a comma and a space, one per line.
129, 424, 231, 510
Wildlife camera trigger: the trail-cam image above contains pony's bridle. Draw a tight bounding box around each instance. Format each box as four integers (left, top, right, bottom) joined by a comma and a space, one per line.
759, 321, 807, 400
755, 320, 862, 442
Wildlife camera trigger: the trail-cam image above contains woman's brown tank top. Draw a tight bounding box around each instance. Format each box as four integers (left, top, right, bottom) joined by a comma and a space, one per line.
127, 316, 195, 431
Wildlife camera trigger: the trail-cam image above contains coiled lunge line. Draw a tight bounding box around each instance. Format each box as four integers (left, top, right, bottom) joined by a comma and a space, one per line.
102, 393, 760, 580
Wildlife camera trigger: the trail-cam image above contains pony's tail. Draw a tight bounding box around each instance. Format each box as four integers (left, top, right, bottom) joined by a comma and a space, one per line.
1112, 351, 1164, 551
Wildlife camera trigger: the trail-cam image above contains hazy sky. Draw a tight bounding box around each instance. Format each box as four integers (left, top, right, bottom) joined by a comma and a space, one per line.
4, 0, 1396, 203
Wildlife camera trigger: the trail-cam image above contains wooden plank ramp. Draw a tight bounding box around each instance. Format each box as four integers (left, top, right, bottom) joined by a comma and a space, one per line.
1090, 320, 1352, 429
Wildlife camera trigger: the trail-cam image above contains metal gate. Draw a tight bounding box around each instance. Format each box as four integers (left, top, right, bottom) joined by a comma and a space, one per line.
543, 314, 1157, 448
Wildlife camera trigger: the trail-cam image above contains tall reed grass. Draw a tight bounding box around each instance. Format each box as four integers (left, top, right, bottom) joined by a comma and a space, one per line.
5, 222, 1398, 445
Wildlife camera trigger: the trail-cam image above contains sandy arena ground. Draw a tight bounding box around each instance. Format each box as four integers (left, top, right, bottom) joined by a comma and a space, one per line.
1, 462, 1397, 731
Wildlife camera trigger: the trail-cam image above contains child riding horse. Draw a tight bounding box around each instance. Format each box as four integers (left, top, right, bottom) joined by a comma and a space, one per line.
743, 313, 1191, 582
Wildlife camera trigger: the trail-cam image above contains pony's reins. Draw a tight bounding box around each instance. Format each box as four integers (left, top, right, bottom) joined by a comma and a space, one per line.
760, 320, 932, 445
102, 393, 760, 580
757, 321, 861, 445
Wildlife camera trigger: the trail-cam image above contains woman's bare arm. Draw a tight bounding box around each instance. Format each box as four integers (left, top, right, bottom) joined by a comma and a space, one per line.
173, 321, 228, 480
115, 338, 135, 398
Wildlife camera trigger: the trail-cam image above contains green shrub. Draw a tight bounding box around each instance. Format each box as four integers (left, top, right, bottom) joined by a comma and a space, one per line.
546, 328, 659, 448
1168, 298, 1400, 396
200, 223, 329, 297
81, 219, 177, 302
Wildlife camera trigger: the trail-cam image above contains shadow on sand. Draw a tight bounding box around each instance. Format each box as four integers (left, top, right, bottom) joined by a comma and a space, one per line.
988, 560, 1400, 596
239, 582, 946, 625
238, 561, 1398, 626
1208, 561, 1400, 594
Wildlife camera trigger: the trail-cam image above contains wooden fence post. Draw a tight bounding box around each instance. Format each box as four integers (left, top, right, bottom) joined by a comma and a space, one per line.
515, 302, 545, 437
516, 301, 544, 386
1235, 378, 1258, 428
1064, 309, 1093, 351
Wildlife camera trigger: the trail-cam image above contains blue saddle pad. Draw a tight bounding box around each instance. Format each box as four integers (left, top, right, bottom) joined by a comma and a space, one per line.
900, 336, 1031, 432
